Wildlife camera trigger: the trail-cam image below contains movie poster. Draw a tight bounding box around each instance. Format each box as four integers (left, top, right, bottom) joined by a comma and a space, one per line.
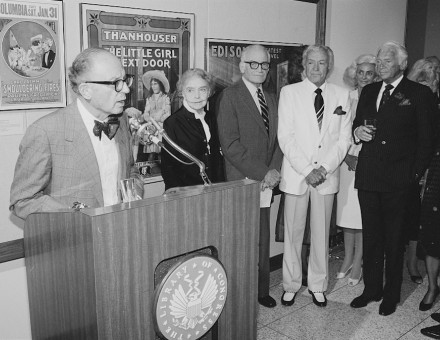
205, 39, 306, 101
81, 4, 194, 180
0, 0, 66, 110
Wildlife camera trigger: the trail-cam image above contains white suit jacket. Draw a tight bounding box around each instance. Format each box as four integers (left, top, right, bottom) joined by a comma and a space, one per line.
278, 78, 352, 195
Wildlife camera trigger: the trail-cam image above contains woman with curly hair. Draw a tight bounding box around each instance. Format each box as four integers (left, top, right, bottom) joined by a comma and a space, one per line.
336, 54, 379, 286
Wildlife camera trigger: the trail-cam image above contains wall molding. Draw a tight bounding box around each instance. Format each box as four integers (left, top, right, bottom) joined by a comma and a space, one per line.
0, 239, 24, 263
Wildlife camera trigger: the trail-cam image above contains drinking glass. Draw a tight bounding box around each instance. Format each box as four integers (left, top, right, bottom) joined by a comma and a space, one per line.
120, 178, 138, 203
363, 119, 377, 140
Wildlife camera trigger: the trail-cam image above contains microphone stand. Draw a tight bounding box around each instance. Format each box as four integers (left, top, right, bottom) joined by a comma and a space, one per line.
132, 116, 211, 186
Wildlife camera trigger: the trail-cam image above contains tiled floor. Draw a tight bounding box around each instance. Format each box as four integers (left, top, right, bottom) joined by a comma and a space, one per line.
257, 253, 440, 340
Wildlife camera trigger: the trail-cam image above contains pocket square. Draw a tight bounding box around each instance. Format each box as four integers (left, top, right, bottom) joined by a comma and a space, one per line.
333, 106, 346, 115
399, 99, 411, 106
394, 92, 411, 106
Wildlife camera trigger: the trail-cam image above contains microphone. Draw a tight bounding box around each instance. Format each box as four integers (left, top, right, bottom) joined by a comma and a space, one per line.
146, 116, 211, 186
129, 117, 162, 146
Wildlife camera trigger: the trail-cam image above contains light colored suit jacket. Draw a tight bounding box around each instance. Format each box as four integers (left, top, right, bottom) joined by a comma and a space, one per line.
216, 79, 283, 181
10, 102, 143, 220
278, 78, 352, 195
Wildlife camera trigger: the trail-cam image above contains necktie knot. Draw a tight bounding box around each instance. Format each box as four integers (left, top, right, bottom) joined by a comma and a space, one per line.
93, 117, 120, 140
385, 84, 394, 92
315, 88, 322, 95
379, 84, 394, 109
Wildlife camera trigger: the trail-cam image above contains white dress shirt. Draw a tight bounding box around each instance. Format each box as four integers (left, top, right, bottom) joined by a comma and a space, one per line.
77, 99, 119, 206
242, 76, 266, 115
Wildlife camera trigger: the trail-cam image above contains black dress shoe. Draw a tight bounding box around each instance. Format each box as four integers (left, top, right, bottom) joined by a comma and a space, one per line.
350, 294, 382, 308
431, 313, 440, 323
258, 295, 276, 308
421, 324, 440, 339
281, 292, 296, 306
420, 288, 440, 311
308, 290, 327, 307
379, 301, 396, 316
410, 275, 423, 284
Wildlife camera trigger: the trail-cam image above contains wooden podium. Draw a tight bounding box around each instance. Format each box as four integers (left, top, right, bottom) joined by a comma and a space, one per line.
24, 179, 260, 339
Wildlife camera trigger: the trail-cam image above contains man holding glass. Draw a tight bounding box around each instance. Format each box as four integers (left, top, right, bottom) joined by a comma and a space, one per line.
217, 44, 283, 308
10, 48, 143, 220
351, 41, 434, 316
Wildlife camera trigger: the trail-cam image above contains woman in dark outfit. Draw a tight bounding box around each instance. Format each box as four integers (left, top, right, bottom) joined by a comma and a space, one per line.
405, 58, 440, 284
419, 73, 440, 311
161, 68, 224, 190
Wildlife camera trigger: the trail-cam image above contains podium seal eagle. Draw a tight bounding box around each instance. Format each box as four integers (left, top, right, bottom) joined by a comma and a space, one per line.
153, 254, 228, 339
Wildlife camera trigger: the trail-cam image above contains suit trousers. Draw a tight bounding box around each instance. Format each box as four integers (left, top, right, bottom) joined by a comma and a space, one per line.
282, 188, 334, 293
358, 189, 409, 304
259, 207, 271, 298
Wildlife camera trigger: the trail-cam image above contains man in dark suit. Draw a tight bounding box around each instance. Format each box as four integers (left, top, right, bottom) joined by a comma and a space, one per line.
10, 48, 143, 220
41, 37, 55, 69
350, 41, 435, 316
217, 44, 283, 308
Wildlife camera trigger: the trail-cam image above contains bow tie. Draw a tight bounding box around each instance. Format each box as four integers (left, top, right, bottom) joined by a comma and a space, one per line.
93, 117, 120, 140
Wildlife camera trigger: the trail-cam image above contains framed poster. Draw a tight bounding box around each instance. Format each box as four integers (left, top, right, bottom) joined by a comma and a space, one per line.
205, 38, 305, 100
81, 4, 194, 180
0, 0, 66, 111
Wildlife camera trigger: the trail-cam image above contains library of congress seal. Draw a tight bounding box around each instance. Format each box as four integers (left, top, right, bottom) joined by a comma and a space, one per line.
153, 254, 228, 339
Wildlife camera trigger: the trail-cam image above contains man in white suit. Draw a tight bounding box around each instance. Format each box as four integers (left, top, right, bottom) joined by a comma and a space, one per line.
278, 45, 351, 307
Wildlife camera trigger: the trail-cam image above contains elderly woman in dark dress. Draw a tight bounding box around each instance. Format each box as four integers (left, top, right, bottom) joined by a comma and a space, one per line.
161, 68, 224, 190
417, 58, 440, 312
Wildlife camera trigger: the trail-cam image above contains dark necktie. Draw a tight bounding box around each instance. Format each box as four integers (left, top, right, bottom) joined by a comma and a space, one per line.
93, 116, 120, 140
379, 84, 394, 109
257, 88, 270, 133
314, 88, 324, 130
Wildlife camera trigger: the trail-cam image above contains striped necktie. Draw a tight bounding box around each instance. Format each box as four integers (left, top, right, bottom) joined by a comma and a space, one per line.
314, 88, 324, 130
257, 88, 270, 133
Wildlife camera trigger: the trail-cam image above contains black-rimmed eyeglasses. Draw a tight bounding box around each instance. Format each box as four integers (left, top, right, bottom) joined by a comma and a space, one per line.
244, 61, 270, 71
85, 74, 134, 92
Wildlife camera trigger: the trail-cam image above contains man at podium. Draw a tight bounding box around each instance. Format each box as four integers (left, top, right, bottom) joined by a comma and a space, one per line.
10, 48, 143, 220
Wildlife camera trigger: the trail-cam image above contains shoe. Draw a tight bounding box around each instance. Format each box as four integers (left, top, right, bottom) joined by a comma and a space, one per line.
348, 269, 363, 287
336, 265, 353, 279
409, 273, 423, 284
410, 275, 423, 284
419, 287, 440, 311
281, 292, 296, 306
379, 301, 396, 316
421, 324, 440, 339
350, 294, 382, 308
258, 295, 276, 308
408, 265, 423, 284
432, 313, 440, 323
308, 290, 327, 307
